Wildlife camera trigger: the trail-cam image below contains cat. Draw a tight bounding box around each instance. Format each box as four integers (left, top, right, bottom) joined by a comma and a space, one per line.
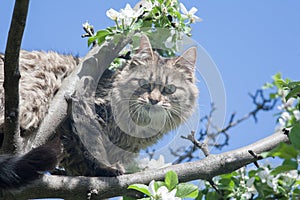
0, 34, 198, 182
0, 139, 61, 189
0, 51, 79, 136
60, 35, 198, 176
0, 51, 74, 189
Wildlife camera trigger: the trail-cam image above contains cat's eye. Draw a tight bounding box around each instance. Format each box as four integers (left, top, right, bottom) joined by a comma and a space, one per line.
138, 79, 151, 90
163, 84, 176, 94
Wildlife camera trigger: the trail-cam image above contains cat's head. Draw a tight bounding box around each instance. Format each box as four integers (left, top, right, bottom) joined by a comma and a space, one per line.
111, 34, 198, 138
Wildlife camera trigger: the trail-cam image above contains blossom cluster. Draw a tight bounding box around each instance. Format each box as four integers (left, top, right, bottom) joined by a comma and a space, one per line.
105, 0, 201, 31
148, 180, 181, 200
106, 3, 144, 27
277, 97, 300, 129
128, 171, 198, 199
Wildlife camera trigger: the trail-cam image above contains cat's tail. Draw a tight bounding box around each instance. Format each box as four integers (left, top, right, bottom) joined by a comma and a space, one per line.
0, 139, 61, 189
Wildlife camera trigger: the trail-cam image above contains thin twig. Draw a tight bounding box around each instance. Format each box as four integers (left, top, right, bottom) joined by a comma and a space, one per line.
248, 150, 262, 168
181, 130, 210, 157
208, 179, 220, 194
172, 89, 277, 164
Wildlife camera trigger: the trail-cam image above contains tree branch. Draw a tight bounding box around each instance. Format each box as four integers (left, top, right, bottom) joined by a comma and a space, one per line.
2, 0, 30, 153
4, 130, 289, 199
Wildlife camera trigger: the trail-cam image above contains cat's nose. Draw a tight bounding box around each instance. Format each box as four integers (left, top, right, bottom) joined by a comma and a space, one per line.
149, 98, 159, 105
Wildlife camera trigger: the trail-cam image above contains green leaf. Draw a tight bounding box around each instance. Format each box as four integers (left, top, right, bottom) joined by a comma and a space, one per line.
206, 191, 222, 199
271, 159, 298, 175
106, 26, 117, 33
262, 142, 298, 160
290, 122, 300, 150
286, 85, 300, 101
154, 181, 166, 191
195, 192, 203, 200
131, 19, 143, 30
218, 178, 235, 191
183, 26, 192, 35
287, 81, 300, 89
269, 92, 278, 99
272, 73, 282, 81
128, 184, 151, 196
274, 79, 288, 88
87, 36, 96, 47
123, 196, 138, 200
165, 171, 179, 190
262, 82, 274, 90
176, 183, 199, 198
94, 30, 110, 46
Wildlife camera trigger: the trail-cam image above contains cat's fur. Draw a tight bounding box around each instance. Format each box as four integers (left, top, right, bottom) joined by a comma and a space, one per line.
0, 139, 61, 189
0, 35, 198, 185
0, 51, 79, 135
0, 51, 75, 189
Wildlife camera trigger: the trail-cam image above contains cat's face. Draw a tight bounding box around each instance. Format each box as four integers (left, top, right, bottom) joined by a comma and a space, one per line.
111, 35, 198, 138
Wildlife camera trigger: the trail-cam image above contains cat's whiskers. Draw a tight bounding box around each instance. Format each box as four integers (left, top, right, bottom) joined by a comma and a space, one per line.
171, 104, 193, 115
168, 105, 190, 124
165, 109, 177, 131
130, 102, 143, 124
137, 97, 148, 104
136, 105, 145, 125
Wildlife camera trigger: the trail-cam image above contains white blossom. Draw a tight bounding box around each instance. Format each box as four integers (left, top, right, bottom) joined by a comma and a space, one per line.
149, 181, 181, 200
164, 30, 176, 48
165, 36, 174, 48
246, 177, 255, 187
157, 186, 180, 200
119, 4, 143, 26
120, 4, 141, 19
134, 0, 154, 12
293, 110, 300, 121
106, 8, 120, 21
257, 167, 279, 192
241, 191, 253, 199
278, 111, 291, 127
82, 21, 92, 29
241, 177, 257, 199
138, 155, 171, 170
106, 3, 144, 26
148, 180, 157, 198
179, 3, 202, 23
277, 98, 295, 110
285, 170, 299, 179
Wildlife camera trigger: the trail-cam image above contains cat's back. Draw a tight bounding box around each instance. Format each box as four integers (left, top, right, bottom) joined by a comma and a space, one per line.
0, 50, 79, 133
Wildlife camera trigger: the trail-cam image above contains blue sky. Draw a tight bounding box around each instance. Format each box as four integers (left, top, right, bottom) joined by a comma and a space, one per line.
1, 1, 299, 156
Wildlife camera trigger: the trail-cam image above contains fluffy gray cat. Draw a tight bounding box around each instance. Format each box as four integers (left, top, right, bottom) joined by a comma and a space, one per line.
0, 35, 198, 185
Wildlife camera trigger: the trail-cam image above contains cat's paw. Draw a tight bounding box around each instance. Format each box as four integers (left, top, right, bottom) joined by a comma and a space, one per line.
112, 162, 125, 175
94, 165, 124, 177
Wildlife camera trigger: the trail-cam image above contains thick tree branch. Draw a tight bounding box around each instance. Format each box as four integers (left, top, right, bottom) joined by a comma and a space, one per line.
4, 130, 289, 199
2, 0, 30, 154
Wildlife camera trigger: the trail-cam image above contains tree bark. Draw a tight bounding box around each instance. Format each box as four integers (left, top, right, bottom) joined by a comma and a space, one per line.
2, 0, 30, 154
3, 130, 289, 200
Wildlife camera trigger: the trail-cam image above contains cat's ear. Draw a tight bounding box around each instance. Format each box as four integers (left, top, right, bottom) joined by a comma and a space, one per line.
136, 34, 154, 59
175, 47, 197, 82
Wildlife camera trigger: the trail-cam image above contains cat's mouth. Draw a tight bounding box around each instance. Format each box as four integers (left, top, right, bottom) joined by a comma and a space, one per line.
129, 99, 168, 127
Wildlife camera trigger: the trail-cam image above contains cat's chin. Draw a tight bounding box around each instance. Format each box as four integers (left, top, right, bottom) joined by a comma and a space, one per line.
130, 105, 169, 130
